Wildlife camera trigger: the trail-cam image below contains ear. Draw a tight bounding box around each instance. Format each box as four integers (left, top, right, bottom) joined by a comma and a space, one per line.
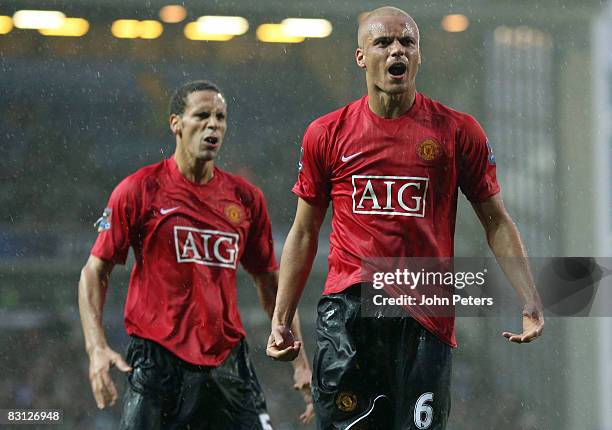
355, 47, 366, 69
169, 114, 181, 136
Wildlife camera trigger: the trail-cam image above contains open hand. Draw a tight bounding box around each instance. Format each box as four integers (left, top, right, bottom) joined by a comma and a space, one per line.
293, 364, 314, 424
503, 309, 544, 343
88, 346, 132, 409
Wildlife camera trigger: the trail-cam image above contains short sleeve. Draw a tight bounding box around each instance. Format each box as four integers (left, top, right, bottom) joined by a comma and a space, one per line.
457, 115, 500, 202
240, 187, 278, 274
90, 176, 141, 265
291, 122, 331, 206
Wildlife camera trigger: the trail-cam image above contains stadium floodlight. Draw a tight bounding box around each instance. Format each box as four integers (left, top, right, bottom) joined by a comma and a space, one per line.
494, 26, 512, 45
494, 25, 552, 49
0, 16, 13, 35
256, 23, 304, 43
196, 16, 248, 36
184, 22, 234, 41
441, 14, 469, 33
111, 19, 163, 39
281, 18, 332, 38
13, 10, 65, 30
39, 18, 89, 37
160, 5, 187, 24
140, 20, 163, 39
111, 19, 140, 38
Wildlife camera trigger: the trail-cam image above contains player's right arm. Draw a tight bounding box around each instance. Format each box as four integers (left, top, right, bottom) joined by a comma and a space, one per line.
79, 175, 140, 408
267, 197, 327, 361
79, 255, 132, 409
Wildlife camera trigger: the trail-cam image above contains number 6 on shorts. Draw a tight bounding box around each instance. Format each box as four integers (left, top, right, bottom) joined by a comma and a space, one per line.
414, 392, 434, 429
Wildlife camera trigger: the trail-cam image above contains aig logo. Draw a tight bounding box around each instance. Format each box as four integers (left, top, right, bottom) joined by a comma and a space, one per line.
174, 226, 239, 269
352, 175, 429, 217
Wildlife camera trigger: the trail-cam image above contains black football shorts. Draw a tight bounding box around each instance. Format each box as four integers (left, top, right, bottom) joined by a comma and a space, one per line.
118, 336, 273, 430
312, 285, 452, 430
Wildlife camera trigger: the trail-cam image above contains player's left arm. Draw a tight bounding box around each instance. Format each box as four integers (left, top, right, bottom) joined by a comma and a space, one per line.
251, 270, 315, 424
471, 194, 544, 343
251, 271, 310, 367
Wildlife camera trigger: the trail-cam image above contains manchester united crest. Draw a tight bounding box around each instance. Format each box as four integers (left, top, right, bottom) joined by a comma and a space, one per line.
224, 203, 244, 224
336, 391, 358, 412
417, 138, 441, 161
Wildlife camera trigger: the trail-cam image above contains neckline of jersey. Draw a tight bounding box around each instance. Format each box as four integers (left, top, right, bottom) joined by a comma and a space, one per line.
363, 91, 422, 124
168, 156, 219, 188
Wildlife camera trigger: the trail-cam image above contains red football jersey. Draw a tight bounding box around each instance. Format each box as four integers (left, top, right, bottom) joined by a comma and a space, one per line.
293, 93, 500, 347
91, 157, 278, 366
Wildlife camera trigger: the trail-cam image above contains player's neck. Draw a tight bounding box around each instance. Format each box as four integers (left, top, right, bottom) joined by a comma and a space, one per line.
367, 87, 416, 119
174, 152, 215, 184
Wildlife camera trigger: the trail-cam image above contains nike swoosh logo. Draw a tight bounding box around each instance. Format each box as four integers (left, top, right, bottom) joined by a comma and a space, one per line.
341, 152, 363, 162
160, 207, 179, 215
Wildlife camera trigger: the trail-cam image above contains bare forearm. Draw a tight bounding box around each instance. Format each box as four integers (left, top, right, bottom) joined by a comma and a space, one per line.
472, 196, 544, 342
256, 271, 310, 367
78, 265, 110, 354
273, 226, 318, 326
255, 272, 277, 320
487, 219, 541, 310
289, 309, 310, 368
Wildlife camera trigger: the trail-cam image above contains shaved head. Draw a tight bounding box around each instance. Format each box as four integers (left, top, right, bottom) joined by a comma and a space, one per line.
354, 5, 421, 102
358, 6, 419, 48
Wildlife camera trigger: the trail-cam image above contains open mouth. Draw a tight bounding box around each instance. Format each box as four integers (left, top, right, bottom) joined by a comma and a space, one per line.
388, 62, 407, 77
203, 136, 219, 145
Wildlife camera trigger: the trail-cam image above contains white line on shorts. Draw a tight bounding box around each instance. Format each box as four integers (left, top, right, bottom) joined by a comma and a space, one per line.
345, 394, 388, 430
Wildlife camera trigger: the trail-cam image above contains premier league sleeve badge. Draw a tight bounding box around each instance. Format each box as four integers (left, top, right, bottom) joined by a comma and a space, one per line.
93, 208, 112, 232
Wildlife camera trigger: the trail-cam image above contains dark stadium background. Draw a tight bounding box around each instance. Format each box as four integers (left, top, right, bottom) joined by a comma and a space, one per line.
1, 0, 610, 429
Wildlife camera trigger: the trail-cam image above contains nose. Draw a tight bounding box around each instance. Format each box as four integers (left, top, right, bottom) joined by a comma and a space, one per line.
389, 39, 406, 57
207, 114, 219, 130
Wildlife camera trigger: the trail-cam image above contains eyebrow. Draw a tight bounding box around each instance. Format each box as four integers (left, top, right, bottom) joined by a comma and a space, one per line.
194, 110, 226, 116
372, 34, 415, 43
